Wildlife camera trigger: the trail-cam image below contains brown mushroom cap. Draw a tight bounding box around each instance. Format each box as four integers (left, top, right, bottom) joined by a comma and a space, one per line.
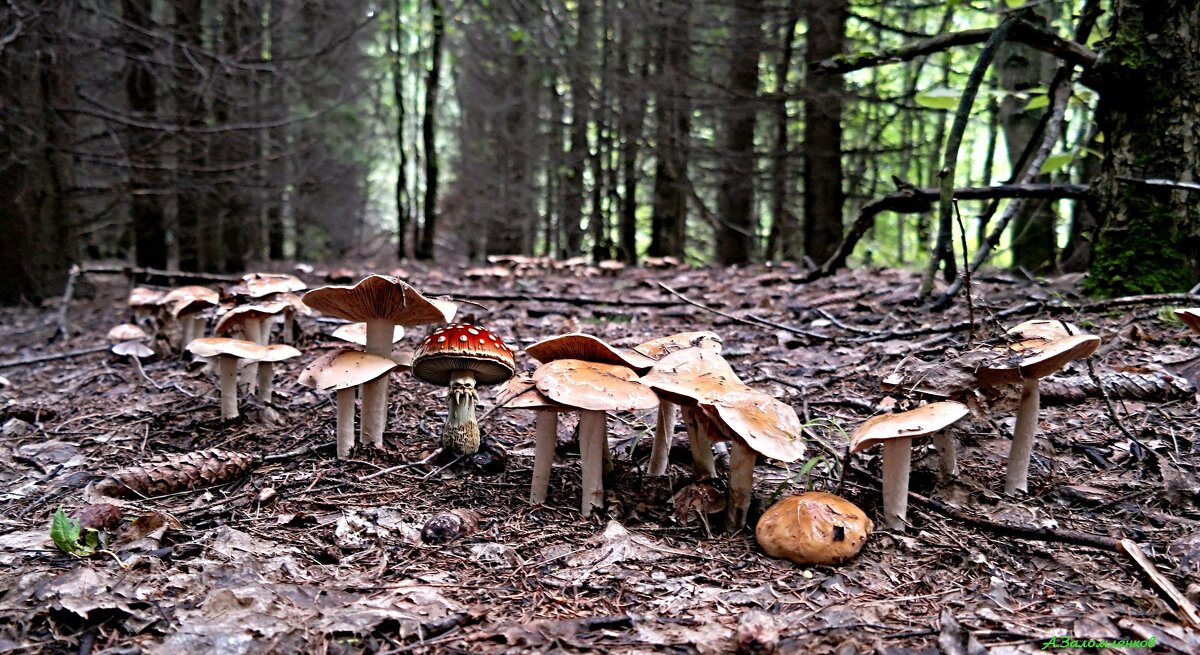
185, 337, 268, 360
494, 373, 570, 411
1006, 319, 1085, 341
702, 389, 806, 462
411, 323, 516, 386
525, 333, 656, 372
639, 346, 751, 405
1175, 308, 1200, 334
259, 344, 302, 363
297, 349, 398, 391
128, 287, 165, 307
161, 286, 219, 317
533, 359, 659, 412
331, 322, 405, 346
975, 334, 1101, 386
107, 324, 148, 343
232, 273, 307, 298
214, 301, 291, 335
848, 401, 970, 454
755, 492, 873, 566
301, 274, 457, 326
634, 331, 723, 359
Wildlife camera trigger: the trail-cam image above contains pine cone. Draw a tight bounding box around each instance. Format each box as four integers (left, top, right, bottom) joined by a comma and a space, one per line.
95, 449, 258, 498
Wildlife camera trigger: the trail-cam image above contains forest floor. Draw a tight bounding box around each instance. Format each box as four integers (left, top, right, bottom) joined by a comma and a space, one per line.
1, 262, 1199, 655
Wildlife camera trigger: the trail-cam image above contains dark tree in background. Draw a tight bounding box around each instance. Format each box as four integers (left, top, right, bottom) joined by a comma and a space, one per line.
715, 0, 764, 265
802, 0, 848, 266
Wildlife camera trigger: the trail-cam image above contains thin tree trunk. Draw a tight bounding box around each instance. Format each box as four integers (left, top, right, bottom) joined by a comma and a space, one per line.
648, 0, 690, 259
560, 0, 594, 257
766, 4, 802, 262
618, 13, 649, 264
392, 0, 410, 259
802, 0, 848, 265
123, 0, 167, 270
715, 0, 764, 265
415, 0, 444, 261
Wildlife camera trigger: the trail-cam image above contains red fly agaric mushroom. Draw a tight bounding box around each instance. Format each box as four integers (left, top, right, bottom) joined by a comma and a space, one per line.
533, 358, 659, 515
974, 331, 1100, 494
634, 332, 723, 475
185, 337, 268, 420
701, 388, 806, 528
162, 285, 219, 347
848, 401, 970, 530
756, 492, 873, 565
411, 324, 516, 455
494, 373, 573, 503
298, 349, 398, 458
302, 275, 457, 447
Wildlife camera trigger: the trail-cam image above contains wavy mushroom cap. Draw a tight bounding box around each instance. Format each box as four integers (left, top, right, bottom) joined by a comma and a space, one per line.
1006, 319, 1085, 341
975, 334, 1101, 386
297, 349, 398, 391
639, 346, 751, 406
260, 344, 302, 363
756, 492, 873, 566
703, 388, 806, 463
848, 401, 970, 454
301, 274, 457, 326
533, 359, 659, 412
185, 337, 268, 360
634, 331, 723, 359
112, 341, 155, 358
128, 287, 165, 307
331, 322, 405, 346
525, 333, 656, 372
161, 286, 219, 317
494, 373, 570, 411
214, 301, 291, 335
411, 324, 515, 386
232, 273, 307, 298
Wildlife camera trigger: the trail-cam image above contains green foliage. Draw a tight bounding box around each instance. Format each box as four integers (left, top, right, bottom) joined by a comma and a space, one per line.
914, 87, 961, 110
50, 508, 100, 557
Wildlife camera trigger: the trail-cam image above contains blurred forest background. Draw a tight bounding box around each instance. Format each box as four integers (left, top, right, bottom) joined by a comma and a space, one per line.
2, 0, 1198, 305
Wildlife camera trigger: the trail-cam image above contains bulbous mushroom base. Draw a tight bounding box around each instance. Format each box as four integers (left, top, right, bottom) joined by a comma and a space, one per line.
440, 370, 481, 455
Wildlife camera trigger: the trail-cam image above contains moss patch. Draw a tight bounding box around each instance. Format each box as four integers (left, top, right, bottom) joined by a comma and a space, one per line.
1085, 193, 1195, 297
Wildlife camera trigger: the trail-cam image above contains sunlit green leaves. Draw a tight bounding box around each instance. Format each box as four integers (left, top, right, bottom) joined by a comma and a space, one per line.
915, 87, 961, 110
1039, 152, 1077, 175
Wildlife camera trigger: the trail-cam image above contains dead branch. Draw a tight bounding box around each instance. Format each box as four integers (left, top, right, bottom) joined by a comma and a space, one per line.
811, 19, 1096, 76
422, 290, 683, 309
0, 345, 110, 370
80, 264, 242, 285
657, 283, 832, 341
1117, 176, 1200, 193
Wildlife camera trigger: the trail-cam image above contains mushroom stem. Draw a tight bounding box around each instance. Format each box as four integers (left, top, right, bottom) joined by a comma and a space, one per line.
933, 431, 958, 477
361, 319, 395, 447
681, 406, 717, 479
727, 440, 756, 529
281, 311, 295, 344
441, 370, 481, 454
257, 361, 275, 405
336, 387, 355, 458
579, 410, 607, 515
180, 315, 195, 347
243, 319, 263, 395
648, 400, 677, 475
1006, 378, 1040, 494
881, 437, 912, 530
530, 411, 558, 503
218, 355, 239, 420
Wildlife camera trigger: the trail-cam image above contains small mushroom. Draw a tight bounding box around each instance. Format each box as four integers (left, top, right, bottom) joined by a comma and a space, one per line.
633, 331, 723, 475
127, 287, 165, 330
214, 301, 291, 394
298, 349, 398, 458
229, 272, 307, 299
848, 401, 970, 530
494, 373, 573, 503
185, 337, 268, 420
756, 492, 872, 566
975, 329, 1100, 494
302, 275, 457, 447
108, 324, 154, 359
672, 482, 726, 538
1175, 308, 1200, 334
532, 359, 659, 515
161, 286, 218, 347
411, 324, 516, 455
256, 344, 302, 412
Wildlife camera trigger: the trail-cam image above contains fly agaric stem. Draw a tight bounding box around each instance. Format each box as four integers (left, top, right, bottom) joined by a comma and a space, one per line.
530, 412, 558, 503
361, 319, 394, 447
218, 355, 239, 420
579, 410, 607, 515
648, 400, 677, 475
933, 432, 958, 477
442, 370, 480, 454
728, 440, 757, 528
681, 406, 717, 479
1006, 378, 1040, 494
336, 387, 356, 458
881, 437, 912, 530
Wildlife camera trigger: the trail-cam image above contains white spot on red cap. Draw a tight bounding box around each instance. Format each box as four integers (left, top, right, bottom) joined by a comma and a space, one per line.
437, 336, 446, 343
459, 335, 468, 342
468, 328, 479, 335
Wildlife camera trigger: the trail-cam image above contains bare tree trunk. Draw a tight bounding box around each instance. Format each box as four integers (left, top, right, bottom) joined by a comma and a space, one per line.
560, 0, 594, 257
648, 0, 690, 259
766, 3, 802, 262
392, 0, 411, 259
415, 0, 444, 260
802, 0, 848, 265
617, 11, 649, 264
715, 0, 764, 265
123, 0, 167, 270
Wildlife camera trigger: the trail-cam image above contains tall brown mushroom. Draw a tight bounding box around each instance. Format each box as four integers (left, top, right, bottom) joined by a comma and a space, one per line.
298, 349, 398, 458
411, 324, 516, 455
633, 331, 723, 475
186, 337, 268, 420
302, 275, 457, 446
495, 373, 573, 503
848, 402, 970, 530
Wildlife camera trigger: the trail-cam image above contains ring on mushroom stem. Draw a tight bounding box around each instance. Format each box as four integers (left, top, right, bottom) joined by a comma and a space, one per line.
411, 324, 515, 456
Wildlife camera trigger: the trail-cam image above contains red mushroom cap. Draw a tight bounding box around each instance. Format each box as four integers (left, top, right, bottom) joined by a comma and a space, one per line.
411, 323, 516, 386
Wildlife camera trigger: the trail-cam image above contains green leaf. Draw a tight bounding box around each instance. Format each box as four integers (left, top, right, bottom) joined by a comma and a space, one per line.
915, 87, 961, 110
1005, 0, 1026, 7
1023, 95, 1049, 111
1039, 152, 1076, 175
50, 508, 96, 557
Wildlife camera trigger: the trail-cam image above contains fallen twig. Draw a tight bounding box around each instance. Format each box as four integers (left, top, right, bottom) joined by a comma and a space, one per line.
657, 283, 831, 341
0, 345, 110, 370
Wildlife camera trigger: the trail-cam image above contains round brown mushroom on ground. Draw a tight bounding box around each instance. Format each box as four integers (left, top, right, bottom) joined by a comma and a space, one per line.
185, 337, 268, 420
756, 492, 873, 566
533, 358, 659, 515
848, 401, 970, 530
302, 275, 457, 447
974, 328, 1100, 494
298, 349, 398, 458
411, 323, 516, 455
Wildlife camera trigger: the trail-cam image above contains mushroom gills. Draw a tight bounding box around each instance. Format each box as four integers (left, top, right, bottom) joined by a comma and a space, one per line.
441, 370, 481, 454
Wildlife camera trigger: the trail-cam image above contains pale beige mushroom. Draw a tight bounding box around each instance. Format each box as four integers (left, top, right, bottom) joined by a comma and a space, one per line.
532, 359, 659, 515
756, 492, 872, 565
633, 331, 723, 475
214, 301, 291, 395
161, 286, 218, 347
186, 338, 268, 420
494, 373, 573, 503
302, 275, 457, 447
331, 322, 405, 346
256, 344, 302, 412
108, 324, 154, 359
848, 401, 970, 530
298, 349, 398, 458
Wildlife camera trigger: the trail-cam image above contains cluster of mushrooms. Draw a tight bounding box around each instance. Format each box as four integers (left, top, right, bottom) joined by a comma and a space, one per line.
109, 272, 1148, 567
